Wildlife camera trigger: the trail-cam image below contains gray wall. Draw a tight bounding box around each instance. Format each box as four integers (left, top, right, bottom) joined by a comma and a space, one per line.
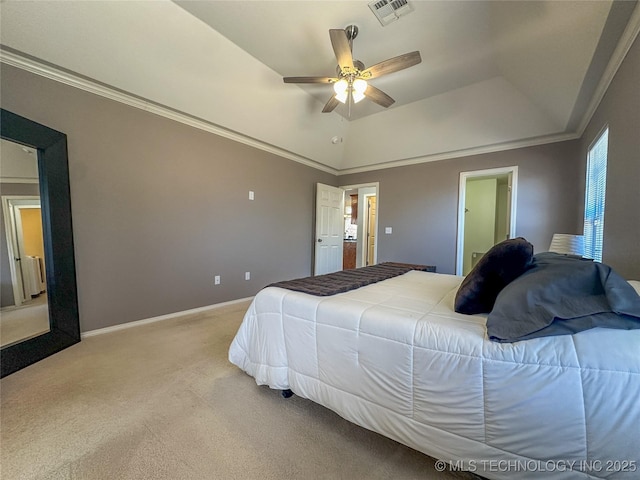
1, 33, 637, 332
338, 33, 639, 279
578, 34, 640, 280
1, 64, 335, 331
338, 141, 582, 274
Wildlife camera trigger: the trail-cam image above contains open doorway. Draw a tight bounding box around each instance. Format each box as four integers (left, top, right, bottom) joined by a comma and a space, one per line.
456, 167, 517, 276
340, 183, 379, 270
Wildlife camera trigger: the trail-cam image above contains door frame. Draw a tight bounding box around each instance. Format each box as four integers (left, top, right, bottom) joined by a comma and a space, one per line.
2, 195, 41, 307
363, 193, 377, 266
456, 167, 518, 275
339, 182, 379, 268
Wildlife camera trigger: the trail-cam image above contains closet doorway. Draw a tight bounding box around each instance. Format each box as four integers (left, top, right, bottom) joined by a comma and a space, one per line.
456, 167, 518, 276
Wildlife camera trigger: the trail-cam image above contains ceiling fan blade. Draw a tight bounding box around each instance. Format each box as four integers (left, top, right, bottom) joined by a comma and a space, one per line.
361, 51, 422, 79
283, 76, 338, 84
329, 29, 354, 71
365, 85, 395, 108
322, 96, 340, 113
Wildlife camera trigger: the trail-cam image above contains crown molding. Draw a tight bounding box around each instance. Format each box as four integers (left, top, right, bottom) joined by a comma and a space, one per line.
576, 2, 640, 136
337, 132, 580, 175
3, 2, 637, 180
0, 49, 339, 176
0, 177, 39, 184
341, 5, 640, 177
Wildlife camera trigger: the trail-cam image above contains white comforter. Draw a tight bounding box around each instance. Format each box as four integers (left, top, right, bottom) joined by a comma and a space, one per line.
229, 271, 640, 479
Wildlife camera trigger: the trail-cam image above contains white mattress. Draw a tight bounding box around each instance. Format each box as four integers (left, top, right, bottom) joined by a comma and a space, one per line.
229, 271, 640, 479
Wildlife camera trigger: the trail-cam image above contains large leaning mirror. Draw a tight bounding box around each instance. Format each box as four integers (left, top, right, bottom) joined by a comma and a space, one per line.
1, 138, 49, 346
0, 109, 80, 378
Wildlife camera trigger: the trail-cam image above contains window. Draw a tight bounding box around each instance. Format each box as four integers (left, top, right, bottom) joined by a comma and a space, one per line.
583, 127, 608, 262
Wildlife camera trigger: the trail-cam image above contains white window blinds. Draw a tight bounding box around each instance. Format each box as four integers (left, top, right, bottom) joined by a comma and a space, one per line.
583, 128, 608, 262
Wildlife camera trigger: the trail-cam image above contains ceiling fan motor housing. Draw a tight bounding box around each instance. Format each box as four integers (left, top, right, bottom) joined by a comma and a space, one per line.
345, 25, 359, 41
336, 60, 365, 78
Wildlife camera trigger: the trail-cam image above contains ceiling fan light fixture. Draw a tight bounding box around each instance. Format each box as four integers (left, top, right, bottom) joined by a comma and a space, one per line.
352, 91, 365, 103
283, 26, 421, 114
333, 79, 349, 103
335, 92, 348, 104
352, 79, 367, 103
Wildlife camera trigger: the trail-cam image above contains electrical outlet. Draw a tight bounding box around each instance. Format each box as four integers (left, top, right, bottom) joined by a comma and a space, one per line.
385, 227, 393, 234
245, 272, 251, 280
214, 275, 221, 285
249, 190, 254, 200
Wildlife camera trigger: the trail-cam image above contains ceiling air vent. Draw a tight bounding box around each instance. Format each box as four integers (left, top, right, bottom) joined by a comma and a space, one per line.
368, 0, 414, 26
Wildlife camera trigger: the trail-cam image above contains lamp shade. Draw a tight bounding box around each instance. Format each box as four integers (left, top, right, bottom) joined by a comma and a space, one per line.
549, 234, 585, 256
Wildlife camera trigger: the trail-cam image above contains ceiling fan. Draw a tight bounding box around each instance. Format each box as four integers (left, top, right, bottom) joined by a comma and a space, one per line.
283, 25, 421, 114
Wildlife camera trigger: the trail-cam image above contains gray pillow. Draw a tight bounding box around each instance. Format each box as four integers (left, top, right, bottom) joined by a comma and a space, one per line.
454, 237, 534, 314
487, 253, 640, 342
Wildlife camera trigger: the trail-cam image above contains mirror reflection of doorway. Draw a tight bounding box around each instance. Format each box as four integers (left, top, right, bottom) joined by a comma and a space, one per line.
1, 138, 50, 347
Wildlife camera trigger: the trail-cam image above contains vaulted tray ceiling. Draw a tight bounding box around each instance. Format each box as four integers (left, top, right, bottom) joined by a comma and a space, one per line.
1, 1, 638, 173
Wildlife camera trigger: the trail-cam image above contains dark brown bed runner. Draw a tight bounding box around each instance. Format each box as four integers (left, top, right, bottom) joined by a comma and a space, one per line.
268, 262, 436, 296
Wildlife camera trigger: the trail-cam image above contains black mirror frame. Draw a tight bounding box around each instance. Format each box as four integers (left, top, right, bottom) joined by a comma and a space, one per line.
1, 109, 80, 378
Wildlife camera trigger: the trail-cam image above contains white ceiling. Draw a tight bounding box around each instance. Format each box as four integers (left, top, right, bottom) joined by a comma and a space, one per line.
1, 138, 39, 182
1, 1, 638, 174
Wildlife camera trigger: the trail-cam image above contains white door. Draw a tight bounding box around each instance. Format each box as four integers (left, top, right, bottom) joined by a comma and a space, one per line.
314, 183, 344, 275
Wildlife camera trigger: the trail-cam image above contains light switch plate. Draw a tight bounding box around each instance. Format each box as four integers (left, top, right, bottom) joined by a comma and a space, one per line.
385, 227, 392, 234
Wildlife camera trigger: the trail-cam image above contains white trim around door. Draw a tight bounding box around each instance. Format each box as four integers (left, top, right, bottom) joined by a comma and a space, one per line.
1, 196, 41, 307
339, 182, 380, 268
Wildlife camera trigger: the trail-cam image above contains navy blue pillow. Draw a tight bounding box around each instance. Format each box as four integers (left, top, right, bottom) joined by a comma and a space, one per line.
454, 237, 534, 314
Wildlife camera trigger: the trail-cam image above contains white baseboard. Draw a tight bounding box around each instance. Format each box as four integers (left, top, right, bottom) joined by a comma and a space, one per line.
81, 297, 253, 338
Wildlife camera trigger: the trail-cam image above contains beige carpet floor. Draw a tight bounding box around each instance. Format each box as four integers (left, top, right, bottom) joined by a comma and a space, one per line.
0, 295, 50, 348
1, 300, 480, 480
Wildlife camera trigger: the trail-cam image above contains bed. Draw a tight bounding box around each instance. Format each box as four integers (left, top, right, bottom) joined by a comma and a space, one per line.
229, 255, 640, 479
